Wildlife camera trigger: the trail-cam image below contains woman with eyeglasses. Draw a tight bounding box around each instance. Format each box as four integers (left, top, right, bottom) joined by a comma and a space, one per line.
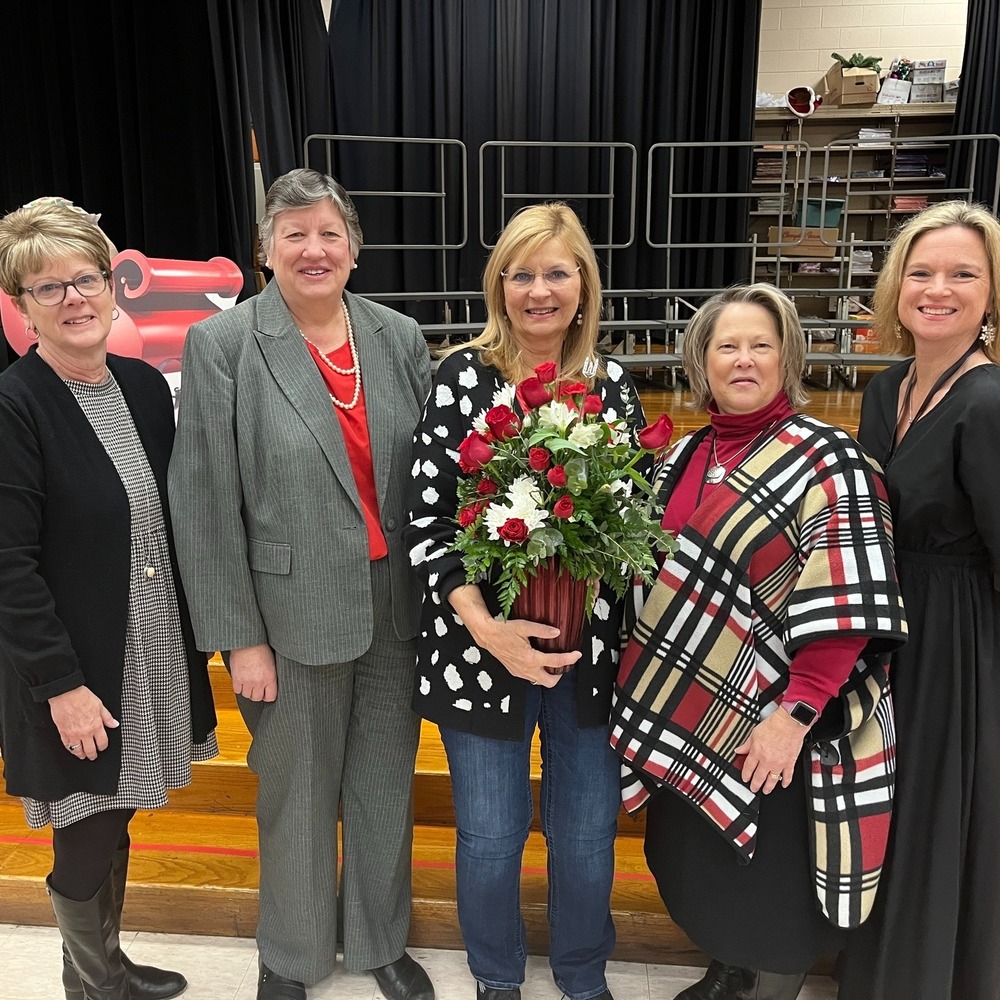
404, 202, 645, 1000
0, 200, 216, 1000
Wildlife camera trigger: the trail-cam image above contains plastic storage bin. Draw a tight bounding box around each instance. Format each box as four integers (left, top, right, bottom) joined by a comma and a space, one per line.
794, 198, 844, 228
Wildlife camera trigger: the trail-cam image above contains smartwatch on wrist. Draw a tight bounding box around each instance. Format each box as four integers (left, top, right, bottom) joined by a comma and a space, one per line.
785, 700, 819, 728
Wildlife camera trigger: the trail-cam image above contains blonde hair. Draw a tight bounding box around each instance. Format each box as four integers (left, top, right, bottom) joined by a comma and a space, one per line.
442, 202, 604, 384
874, 201, 1000, 360
0, 201, 112, 298
682, 283, 809, 410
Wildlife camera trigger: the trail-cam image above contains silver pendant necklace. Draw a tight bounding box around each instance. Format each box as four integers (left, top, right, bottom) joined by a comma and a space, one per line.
705, 420, 779, 485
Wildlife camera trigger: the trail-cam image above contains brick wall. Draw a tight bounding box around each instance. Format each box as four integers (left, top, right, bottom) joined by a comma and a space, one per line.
757, 0, 967, 97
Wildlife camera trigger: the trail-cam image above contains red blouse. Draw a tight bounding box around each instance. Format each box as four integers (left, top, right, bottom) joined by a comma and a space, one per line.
305, 340, 388, 561
660, 391, 865, 715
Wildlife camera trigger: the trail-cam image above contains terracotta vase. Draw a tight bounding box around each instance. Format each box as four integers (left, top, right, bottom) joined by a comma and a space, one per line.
511, 559, 589, 667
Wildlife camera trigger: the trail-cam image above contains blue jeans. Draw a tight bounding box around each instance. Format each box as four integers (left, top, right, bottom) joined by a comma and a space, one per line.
440, 670, 619, 1000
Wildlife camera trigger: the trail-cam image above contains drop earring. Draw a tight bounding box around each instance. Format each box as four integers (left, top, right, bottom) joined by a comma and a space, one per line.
980, 318, 996, 347
576, 309, 583, 327
893, 320, 902, 343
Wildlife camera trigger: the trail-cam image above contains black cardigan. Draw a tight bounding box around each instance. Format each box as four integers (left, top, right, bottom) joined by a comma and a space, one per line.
0, 349, 215, 799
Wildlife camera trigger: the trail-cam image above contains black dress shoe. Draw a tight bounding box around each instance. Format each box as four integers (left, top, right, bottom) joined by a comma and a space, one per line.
257, 961, 306, 1000
674, 960, 757, 1000
476, 985, 521, 999
372, 953, 434, 1000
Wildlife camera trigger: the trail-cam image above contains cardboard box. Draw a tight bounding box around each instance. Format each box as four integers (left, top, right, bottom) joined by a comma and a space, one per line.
912, 59, 947, 84
878, 78, 912, 105
910, 82, 944, 103
823, 61, 879, 106
767, 226, 839, 258
944, 79, 960, 104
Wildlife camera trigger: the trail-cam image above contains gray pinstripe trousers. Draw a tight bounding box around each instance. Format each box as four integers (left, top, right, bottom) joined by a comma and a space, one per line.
238, 558, 421, 985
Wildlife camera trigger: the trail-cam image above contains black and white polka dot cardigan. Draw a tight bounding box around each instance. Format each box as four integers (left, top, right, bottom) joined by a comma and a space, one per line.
404, 350, 645, 739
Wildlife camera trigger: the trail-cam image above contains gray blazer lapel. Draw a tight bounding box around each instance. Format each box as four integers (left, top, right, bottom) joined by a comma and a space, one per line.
253, 281, 362, 515
348, 291, 393, 505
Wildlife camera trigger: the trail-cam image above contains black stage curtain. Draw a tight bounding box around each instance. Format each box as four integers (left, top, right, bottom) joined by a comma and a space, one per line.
247, 1, 761, 319
244, 0, 333, 188
949, 0, 1000, 207
0, 1, 257, 297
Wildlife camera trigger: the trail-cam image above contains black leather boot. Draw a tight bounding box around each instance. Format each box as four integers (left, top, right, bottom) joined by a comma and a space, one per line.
48, 873, 130, 999
62, 847, 186, 1000
674, 960, 757, 1000
748, 971, 807, 1000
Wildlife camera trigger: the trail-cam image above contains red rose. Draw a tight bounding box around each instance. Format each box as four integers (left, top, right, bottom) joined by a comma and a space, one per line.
528, 447, 551, 472
553, 495, 575, 519
497, 517, 529, 544
637, 413, 674, 451
518, 376, 553, 409
458, 503, 483, 528
534, 361, 558, 384
485, 404, 521, 441
582, 394, 603, 415
477, 477, 499, 496
457, 431, 495, 472
558, 381, 588, 398
547, 465, 568, 487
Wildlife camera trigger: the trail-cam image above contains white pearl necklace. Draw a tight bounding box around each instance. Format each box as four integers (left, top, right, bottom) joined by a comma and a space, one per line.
300, 299, 362, 411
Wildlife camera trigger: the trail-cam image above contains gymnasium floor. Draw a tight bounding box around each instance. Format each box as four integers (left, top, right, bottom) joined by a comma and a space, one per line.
0, 924, 839, 999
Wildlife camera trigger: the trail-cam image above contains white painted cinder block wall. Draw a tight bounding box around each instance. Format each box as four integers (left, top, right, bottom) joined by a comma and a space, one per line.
757, 0, 967, 97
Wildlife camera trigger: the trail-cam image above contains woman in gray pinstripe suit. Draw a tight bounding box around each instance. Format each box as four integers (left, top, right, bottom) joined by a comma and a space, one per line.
169, 170, 433, 1000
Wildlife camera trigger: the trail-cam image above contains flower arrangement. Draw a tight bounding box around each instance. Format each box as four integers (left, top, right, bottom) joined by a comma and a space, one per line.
452, 361, 677, 618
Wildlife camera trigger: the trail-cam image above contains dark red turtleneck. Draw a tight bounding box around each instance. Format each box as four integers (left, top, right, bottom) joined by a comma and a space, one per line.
659, 390, 864, 716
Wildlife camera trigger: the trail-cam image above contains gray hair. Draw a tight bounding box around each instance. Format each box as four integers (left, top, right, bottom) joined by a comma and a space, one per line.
257, 168, 364, 266
682, 283, 809, 410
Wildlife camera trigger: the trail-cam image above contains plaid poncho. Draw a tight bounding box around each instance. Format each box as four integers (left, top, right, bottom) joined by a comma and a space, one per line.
610, 415, 907, 927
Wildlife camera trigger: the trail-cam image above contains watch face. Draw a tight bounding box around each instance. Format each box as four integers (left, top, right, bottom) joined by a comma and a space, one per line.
789, 701, 818, 726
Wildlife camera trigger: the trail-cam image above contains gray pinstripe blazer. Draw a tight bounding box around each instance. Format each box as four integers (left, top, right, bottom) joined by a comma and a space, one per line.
167, 281, 430, 665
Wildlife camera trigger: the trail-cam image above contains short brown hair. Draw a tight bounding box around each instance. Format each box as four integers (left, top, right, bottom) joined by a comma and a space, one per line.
0, 201, 112, 299
874, 201, 1000, 360
682, 283, 808, 410
258, 168, 364, 266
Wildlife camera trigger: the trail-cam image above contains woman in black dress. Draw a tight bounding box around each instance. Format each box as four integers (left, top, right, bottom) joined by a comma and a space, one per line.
839, 201, 1000, 1000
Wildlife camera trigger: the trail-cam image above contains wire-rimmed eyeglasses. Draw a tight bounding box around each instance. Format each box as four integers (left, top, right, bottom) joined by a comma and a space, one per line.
19, 270, 110, 307
501, 266, 581, 287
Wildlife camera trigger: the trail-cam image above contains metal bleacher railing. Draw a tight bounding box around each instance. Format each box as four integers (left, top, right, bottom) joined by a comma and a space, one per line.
303, 132, 1000, 386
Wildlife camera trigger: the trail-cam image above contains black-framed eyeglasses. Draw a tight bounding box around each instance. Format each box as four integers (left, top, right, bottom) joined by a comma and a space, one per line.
19, 270, 110, 307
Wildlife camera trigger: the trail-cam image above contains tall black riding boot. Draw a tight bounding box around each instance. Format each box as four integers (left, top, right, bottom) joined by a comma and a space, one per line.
48, 873, 130, 1000
749, 971, 807, 1000
61, 847, 186, 1000
673, 960, 757, 1000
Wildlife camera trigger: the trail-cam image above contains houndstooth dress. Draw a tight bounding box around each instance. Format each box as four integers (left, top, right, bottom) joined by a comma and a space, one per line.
23, 373, 218, 829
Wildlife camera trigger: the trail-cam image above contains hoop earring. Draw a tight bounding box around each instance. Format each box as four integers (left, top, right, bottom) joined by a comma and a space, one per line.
112, 307, 120, 321
980, 318, 996, 347
25, 324, 38, 340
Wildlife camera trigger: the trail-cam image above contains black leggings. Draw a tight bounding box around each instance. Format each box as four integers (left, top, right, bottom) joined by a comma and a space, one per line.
50, 809, 135, 902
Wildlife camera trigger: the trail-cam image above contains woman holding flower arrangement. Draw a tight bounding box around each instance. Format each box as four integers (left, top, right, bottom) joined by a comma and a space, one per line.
609, 284, 907, 1000
405, 203, 671, 1000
